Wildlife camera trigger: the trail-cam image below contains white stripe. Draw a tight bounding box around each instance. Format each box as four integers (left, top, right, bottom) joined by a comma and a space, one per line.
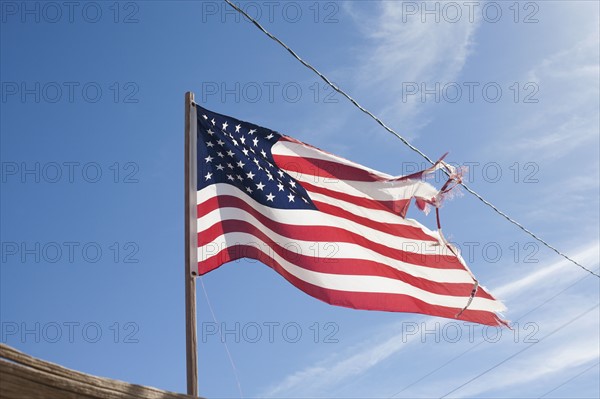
199, 232, 506, 313
274, 142, 439, 202
289, 169, 437, 202
273, 139, 395, 179
198, 184, 440, 250
197, 204, 475, 284
307, 190, 436, 230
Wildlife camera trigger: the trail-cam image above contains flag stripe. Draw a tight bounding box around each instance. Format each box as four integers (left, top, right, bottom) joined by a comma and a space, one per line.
274, 154, 389, 182
311, 199, 430, 242
279, 163, 439, 204
197, 200, 471, 281
201, 244, 504, 325
198, 237, 503, 314
197, 184, 498, 293
275, 136, 395, 179
299, 180, 413, 219
273, 140, 439, 201
197, 191, 464, 270
198, 221, 495, 300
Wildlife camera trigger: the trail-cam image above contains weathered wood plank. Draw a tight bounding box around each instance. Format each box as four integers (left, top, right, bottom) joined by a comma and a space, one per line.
0, 344, 200, 399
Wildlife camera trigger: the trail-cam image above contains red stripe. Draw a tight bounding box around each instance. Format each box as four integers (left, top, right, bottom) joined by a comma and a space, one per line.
198, 195, 464, 270
312, 200, 436, 243
273, 153, 387, 182
301, 180, 413, 218
199, 188, 430, 243
198, 245, 504, 326
199, 220, 494, 300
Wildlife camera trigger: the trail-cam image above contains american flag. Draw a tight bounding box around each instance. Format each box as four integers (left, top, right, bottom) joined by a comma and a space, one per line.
195, 105, 507, 326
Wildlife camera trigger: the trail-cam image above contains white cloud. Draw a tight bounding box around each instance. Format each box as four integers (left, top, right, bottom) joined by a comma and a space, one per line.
493, 242, 600, 302
259, 239, 599, 398
507, 33, 599, 160
343, 1, 480, 134
445, 306, 599, 398
260, 321, 423, 397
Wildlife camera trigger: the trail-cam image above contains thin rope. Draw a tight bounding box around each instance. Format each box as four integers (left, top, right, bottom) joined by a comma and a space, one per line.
199, 277, 244, 399
438, 303, 600, 398
222, 0, 598, 279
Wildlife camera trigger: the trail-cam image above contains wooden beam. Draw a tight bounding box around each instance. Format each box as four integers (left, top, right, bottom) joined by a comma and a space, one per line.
0, 344, 201, 399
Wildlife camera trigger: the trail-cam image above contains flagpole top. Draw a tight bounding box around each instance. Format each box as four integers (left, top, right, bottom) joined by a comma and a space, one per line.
185, 91, 195, 104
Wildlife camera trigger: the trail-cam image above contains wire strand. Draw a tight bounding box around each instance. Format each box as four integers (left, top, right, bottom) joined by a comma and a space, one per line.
389, 270, 598, 397
537, 361, 600, 398
222, 0, 598, 279
438, 303, 600, 398
199, 277, 244, 399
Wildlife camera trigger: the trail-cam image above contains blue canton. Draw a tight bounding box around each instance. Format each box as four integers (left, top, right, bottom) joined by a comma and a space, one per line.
196, 105, 316, 210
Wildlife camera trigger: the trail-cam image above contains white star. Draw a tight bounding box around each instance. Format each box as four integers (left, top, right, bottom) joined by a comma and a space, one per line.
246, 171, 255, 180
266, 172, 274, 181
226, 175, 234, 181
289, 181, 296, 188
302, 198, 308, 203
227, 163, 234, 169
222, 121, 228, 130
210, 118, 216, 126
207, 129, 215, 136
242, 148, 249, 156
227, 150, 235, 157
249, 129, 256, 135
287, 193, 295, 202
240, 136, 246, 144
216, 164, 224, 171
260, 150, 267, 158
217, 152, 224, 158
250, 148, 255, 154
204, 172, 212, 180
252, 137, 259, 147
266, 193, 275, 202
206, 141, 215, 148
277, 183, 284, 191
205, 155, 213, 163
237, 161, 245, 168
266, 133, 274, 139
246, 186, 253, 194
232, 139, 238, 146
237, 175, 243, 181
217, 139, 224, 146
253, 158, 260, 166
202, 115, 208, 120
278, 170, 284, 177
235, 124, 241, 133
256, 182, 265, 190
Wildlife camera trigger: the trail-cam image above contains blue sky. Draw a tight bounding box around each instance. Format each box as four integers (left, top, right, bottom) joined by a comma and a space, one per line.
1, 1, 599, 398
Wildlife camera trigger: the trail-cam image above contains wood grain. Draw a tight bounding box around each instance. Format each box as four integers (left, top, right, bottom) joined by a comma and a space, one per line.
0, 344, 200, 399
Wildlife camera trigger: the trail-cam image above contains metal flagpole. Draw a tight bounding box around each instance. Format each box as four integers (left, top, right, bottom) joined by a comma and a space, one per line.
184, 91, 199, 397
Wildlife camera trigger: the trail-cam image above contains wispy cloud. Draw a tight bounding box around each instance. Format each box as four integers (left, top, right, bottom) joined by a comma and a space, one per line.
493, 241, 599, 302
260, 320, 424, 397
343, 1, 480, 134
504, 33, 599, 160
444, 305, 599, 398
258, 240, 599, 398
